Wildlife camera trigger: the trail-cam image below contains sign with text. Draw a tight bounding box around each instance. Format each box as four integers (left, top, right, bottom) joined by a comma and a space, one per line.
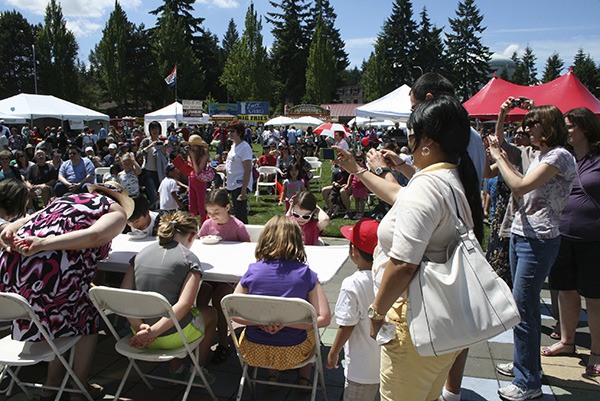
208, 103, 238, 116
181, 99, 204, 118
238, 101, 269, 116
286, 104, 330, 117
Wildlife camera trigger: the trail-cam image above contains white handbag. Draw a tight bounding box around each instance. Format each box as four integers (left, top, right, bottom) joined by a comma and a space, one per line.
406, 180, 521, 357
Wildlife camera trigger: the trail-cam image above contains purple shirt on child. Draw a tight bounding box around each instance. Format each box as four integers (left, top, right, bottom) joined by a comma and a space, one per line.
240, 259, 318, 346
560, 154, 600, 241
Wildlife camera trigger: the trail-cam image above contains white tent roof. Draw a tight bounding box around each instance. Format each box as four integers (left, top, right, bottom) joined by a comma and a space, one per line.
0, 93, 108, 122
355, 84, 412, 121
347, 116, 396, 128
144, 102, 209, 133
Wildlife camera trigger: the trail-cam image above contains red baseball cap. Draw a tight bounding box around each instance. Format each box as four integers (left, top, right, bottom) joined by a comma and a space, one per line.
340, 218, 380, 255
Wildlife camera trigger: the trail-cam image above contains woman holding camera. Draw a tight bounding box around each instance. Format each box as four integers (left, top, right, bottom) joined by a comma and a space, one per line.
488, 101, 576, 401
335, 95, 483, 401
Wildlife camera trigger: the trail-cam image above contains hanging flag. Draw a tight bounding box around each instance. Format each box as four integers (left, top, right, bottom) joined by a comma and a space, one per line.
164, 66, 177, 87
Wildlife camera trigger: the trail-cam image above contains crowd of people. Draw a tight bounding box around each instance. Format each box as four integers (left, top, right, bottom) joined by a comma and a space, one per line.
0, 70, 598, 401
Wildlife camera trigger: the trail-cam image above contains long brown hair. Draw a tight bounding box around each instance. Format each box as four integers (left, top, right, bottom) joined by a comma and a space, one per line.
157, 211, 198, 246
255, 215, 306, 263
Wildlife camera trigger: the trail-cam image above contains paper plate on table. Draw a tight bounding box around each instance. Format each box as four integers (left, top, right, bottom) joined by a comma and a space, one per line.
127, 231, 148, 240
200, 235, 222, 245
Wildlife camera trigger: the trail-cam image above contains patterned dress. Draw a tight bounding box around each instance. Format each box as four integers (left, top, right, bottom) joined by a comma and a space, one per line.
0, 193, 113, 341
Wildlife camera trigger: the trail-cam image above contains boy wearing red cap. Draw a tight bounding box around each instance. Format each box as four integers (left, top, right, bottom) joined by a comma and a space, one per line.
326, 218, 380, 401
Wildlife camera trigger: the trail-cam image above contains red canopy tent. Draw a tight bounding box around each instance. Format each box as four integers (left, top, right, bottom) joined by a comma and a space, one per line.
463, 68, 600, 122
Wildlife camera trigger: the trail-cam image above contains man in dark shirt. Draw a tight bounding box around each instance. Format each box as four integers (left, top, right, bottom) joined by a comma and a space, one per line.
26, 150, 58, 209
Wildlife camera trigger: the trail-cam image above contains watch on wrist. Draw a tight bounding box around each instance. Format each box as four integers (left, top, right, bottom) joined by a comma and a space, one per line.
368, 305, 385, 321
374, 166, 392, 176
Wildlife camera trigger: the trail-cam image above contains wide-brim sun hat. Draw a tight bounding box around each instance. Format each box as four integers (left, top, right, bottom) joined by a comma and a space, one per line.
88, 181, 135, 219
182, 134, 208, 148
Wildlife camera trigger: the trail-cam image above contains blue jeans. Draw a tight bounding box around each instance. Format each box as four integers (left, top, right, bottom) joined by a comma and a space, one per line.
144, 170, 159, 209
510, 234, 560, 390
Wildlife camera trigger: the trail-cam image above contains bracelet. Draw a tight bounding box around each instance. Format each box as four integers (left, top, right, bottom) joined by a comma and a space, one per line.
354, 167, 368, 175
395, 159, 406, 167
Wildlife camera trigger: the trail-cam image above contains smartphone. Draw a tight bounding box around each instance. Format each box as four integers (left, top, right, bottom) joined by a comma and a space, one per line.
322, 148, 335, 160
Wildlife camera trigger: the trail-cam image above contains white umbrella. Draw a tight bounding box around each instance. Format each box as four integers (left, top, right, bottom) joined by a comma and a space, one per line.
294, 116, 324, 126
264, 116, 294, 126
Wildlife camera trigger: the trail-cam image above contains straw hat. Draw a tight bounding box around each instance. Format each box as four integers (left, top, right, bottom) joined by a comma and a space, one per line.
182, 134, 208, 148
88, 181, 135, 218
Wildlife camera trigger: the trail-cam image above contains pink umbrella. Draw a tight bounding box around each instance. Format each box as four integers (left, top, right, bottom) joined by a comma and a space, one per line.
313, 122, 351, 138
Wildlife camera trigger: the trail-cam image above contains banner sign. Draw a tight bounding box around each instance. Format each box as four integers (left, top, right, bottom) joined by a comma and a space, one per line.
208, 103, 238, 116
238, 101, 269, 115
237, 114, 269, 122
182, 99, 204, 118
286, 104, 330, 116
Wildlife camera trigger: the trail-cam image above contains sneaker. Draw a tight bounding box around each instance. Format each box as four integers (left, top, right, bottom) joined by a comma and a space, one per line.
343, 212, 353, 219
496, 362, 543, 379
496, 362, 515, 377
352, 212, 363, 220
498, 383, 542, 401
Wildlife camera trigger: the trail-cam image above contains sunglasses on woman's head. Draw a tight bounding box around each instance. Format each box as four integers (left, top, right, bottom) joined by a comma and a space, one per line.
292, 211, 313, 220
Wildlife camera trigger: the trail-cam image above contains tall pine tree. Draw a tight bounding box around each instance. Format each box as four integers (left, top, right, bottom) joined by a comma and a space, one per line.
304, 17, 337, 104
541, 52, 564, 83
0, 11, 37, 98
573, 48, 600, 97
95, 1, 135, 113
220, 2, 270, 101
520, 45, 538, 85
361, 39, 394, 102
222, 18, 240, 60
445, 0, 491, 100
413, 6, 446, 80
267, 0, 311, 106
380, 0, 418, 88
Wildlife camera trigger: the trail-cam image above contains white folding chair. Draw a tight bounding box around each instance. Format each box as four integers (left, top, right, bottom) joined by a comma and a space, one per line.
254, 166, 279, 200
94, 167, 110, 183
307, 160, 323, 190
244, 224, 264, 242
89, 286, 217, 401
221, 294, 327, 401
303, 156, 319, 163
0, 292, 93, 401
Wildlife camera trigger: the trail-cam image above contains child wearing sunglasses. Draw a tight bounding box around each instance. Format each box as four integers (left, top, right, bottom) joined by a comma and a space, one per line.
287, 190, 330, 245
233, 215, 331, 385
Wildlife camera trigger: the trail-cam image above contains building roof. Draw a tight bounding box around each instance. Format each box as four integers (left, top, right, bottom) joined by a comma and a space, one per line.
320, 103, 365, 118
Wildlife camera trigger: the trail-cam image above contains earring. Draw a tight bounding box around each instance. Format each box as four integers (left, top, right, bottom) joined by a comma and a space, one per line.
421, 146, 430, 156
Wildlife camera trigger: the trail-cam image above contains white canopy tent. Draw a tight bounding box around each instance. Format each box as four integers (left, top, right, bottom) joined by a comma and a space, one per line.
144, 102, 210, 134
0, 94, 108, 126
355, 84, 412, 122
347, 116, 396, 128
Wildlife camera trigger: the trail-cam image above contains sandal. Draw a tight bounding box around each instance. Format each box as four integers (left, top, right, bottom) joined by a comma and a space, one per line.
550, 323, 561, 340
586, 352, 600, 377
210, 345, 231, 364
296, 376, 312, 393
541, 342, 576, 357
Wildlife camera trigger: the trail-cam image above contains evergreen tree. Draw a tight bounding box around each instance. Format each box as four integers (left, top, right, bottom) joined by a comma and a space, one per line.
128, 24, 164, 112
220, 2, 270, 101
510, 51, 526, 84
95, 1, 135, 113
573, 48, 600, 97
267, 0, 311, 105
541, 52, 564, 83
194, 30, 225, 100
36, 0, 80, 101
520, 45, 538, 85
445, 0, 491, 100
380, 0, 418, 87
339, 67, 362, 87
499, 67, 510, 80
413, 6, 447, 80
222, 18, 240, 59
76, 60, 104, 109
361, 40, 394, 102
0, 11, 37, 98
303, 18, 337, 104
306, 0, 349, 78
151, 2, 205, 101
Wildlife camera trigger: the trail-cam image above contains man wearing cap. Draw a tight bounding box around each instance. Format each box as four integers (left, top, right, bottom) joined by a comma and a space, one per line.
55, 145, 95, 197
102, 143, 119, 167
85, 147, 103, 168
327, 218, 381, 401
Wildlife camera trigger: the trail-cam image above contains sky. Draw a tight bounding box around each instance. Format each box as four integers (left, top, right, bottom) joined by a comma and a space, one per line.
3, 0, 600, 74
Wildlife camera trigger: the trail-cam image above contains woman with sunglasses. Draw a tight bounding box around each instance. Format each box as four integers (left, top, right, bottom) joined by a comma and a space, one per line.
489, 101, 576, 401
287, 190, 329, 246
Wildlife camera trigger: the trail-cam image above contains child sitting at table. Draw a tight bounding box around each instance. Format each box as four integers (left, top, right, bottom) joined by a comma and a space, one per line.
234, 215, 331, 385
326, 218, 381, 401
120, 211, 217, 382
197, 188, 250, 363
287, 190, 330, 245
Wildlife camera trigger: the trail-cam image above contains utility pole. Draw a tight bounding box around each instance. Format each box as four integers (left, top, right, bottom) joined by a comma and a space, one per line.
32, 44, 38, 94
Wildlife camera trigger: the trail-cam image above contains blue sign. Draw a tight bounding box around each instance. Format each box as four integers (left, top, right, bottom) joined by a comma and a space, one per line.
238, 101, 269, 115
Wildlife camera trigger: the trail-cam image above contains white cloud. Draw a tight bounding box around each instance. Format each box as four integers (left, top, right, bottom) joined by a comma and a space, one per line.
6, 0, 142, 18
196, 0, 239, 8
65, 18, 102, 38
345, 37, 376, 49
501, 44, 520, 57
492, 37, 600, 65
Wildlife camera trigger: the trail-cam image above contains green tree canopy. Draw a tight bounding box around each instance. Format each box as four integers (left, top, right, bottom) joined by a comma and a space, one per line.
541, 52, 564, 83
303, 18, 337, 104
413, 6, 447, 80
361, 39, 394, 102
445, 0, 491, 100
0, 11, 38, 98
573, 48, 600, 97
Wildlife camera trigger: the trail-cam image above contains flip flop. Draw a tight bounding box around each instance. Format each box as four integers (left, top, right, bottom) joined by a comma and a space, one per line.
586, 352, 600, 377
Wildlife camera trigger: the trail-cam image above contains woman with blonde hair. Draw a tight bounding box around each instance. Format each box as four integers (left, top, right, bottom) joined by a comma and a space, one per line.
234, 215, 331, 385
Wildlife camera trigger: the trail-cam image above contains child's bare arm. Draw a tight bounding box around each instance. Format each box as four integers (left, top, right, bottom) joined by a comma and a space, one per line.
326, 325, 355, 369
